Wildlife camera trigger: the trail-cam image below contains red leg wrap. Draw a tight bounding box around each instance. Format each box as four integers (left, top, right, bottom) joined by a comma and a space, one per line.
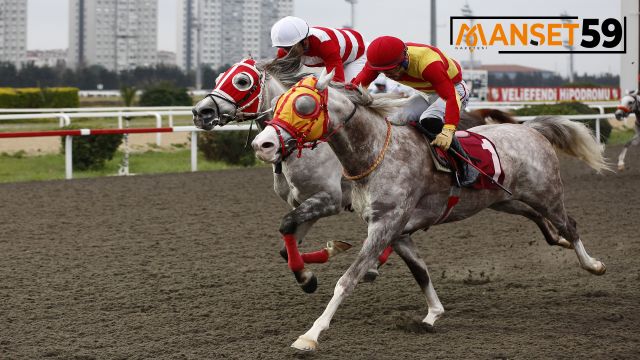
283, 234, 305, 272
378, 246, 393, 265
301, 249, 329, 264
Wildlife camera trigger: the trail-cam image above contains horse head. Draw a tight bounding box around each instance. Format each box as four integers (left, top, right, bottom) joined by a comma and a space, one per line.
615, 91, 639, 120
192, 58, 267, 130
252, 69, 336, 163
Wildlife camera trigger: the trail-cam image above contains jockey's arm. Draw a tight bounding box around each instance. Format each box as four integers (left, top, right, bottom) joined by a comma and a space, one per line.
313, 37, 346, 83
422, 62, 460, 128
351, 64, 379, 88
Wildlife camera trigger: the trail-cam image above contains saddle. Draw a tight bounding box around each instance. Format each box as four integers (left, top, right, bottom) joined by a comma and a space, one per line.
427, 130, 506, 190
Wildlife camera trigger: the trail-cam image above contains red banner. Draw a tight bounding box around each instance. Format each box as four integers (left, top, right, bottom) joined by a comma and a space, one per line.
488, 87, 620, 102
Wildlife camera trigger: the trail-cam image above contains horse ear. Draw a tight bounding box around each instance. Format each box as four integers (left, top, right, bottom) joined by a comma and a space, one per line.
316, 68, 335, 91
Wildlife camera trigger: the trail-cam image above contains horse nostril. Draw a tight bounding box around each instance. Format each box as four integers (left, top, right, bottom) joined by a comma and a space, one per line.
192, 108, 198, 116
262, 142, 275, 149
201, 108, 215, 118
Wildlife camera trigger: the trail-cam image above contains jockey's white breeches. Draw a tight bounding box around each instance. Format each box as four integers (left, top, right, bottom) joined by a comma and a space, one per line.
388, 80, 471, 124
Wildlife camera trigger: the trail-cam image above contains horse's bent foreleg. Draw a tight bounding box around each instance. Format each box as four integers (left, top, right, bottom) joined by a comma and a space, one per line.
392, 234, 444, 326
278, 220, 352, 264
278, 219, 315, 261
618, 132, 639, 171
490, 200, 572, 248
291, 219, 402, 351
279, 191, 342, 293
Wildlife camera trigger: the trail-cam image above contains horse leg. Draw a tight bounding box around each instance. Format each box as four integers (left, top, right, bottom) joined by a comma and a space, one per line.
291, 218, 402, 351
361, 245, 393, 283
521, 196, 606, 275
392, 234, 444, 326
617, 132, 639, 171
490, 200, 573, 249
279, 191, 341, 293
279, 219, 351, 263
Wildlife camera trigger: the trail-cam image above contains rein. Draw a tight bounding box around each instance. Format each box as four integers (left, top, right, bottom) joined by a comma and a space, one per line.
617, 94, 640, 114
208, 69, 269, 123
342, 119, 392, 181
268, 79, 390, 182
268, 98, 359, 160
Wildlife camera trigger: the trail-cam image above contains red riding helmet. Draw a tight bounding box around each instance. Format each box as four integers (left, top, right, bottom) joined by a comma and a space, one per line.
367, 36, 407, 71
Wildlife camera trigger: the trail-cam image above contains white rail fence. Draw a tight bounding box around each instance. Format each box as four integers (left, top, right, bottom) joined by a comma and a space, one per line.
0, 102, 633, 180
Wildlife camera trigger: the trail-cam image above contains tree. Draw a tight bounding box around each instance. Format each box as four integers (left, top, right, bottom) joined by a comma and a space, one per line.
138, 82, 192, 106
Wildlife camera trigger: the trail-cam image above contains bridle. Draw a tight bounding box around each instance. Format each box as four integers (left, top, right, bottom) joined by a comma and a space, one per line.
205, 64, 273, 125
266, 80, 358, 160
263, 78, 391, 181
617, 94, 639, 115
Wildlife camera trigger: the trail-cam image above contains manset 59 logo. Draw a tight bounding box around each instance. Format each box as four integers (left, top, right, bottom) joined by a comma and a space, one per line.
450, 16, 626, 54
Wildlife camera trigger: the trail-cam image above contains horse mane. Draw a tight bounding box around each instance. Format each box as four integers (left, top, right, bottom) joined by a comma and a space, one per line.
331, 83, 408, 118
258, 51, 407, 118
258, 44, 309, 87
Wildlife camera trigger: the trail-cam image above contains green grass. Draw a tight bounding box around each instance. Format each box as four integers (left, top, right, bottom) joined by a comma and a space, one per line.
1, 127, 634, 184
608, 128, 636, 145
0, 149, 261, 183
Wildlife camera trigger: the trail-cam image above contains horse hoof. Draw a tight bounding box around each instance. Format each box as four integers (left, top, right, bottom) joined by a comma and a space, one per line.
326, 240, 353, 258
557, 237, 573, 249
617, 164, 625, 172
300, 274, 318, 293
295, 269, 318, 293
291, 335, 317, 352
362, 268, 379, 283
424, 307, 445, 326
588, 261, 606, 276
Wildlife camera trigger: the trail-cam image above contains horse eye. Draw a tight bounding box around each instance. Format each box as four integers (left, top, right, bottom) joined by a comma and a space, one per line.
294, 96, 318, 116
232, 73, 253, 91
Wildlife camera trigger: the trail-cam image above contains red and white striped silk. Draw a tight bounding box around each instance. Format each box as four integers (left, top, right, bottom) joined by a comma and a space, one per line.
301, 27, 365, 67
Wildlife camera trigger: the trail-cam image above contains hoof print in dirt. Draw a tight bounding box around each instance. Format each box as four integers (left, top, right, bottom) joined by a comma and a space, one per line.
463, 270, 491, 285
394, 314, 436, 333
583, 290, 609, 298
603, 313, 624, 322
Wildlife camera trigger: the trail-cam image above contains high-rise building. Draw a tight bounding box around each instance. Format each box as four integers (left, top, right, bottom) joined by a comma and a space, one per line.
68, 0, 158, 71
0, 0, 27, 68
177, 0, 293, 73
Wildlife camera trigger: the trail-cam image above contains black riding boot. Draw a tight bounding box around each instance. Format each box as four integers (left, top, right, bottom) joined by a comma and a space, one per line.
449, 136, 479, 187
415, 117, 479, 187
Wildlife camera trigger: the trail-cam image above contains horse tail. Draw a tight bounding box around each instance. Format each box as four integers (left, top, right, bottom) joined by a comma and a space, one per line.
471, 108, 519, 124
524, 116, 610, 173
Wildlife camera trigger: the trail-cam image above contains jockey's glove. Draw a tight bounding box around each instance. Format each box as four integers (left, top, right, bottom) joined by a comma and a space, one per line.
431, 124, 456, 151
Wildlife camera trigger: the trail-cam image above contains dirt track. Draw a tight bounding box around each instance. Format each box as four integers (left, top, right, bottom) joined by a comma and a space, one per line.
0, 145, 639, 359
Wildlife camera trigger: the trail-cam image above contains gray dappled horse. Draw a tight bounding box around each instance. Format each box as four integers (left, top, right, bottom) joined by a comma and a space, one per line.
252, 69, 609, 352
192, 59, 517, 293
614, 91, 640, 170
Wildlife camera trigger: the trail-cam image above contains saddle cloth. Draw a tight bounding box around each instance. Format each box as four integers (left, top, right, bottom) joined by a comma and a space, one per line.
430, 130, 506, 190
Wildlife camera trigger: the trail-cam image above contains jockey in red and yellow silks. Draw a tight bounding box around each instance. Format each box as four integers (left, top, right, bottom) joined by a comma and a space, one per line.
352, 36, 477, 187
271, 16, 367, 83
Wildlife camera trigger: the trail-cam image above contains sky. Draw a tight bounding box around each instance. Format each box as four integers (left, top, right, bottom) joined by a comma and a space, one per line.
27, 0, 628, 77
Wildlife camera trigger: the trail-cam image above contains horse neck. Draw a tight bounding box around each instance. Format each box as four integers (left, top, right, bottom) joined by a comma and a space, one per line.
256, 75, 286, 129
325, 99, 390, 178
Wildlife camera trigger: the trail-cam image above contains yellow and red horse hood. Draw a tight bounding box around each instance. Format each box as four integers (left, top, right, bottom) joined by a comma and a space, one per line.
269, 76, 329, 143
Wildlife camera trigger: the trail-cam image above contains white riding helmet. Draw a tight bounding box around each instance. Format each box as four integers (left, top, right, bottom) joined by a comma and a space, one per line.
271, 16, 310, 47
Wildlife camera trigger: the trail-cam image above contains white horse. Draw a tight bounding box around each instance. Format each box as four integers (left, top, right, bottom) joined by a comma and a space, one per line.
614, 91, 640, 170
252, 69, 609, 352
192, 59, 520, 292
